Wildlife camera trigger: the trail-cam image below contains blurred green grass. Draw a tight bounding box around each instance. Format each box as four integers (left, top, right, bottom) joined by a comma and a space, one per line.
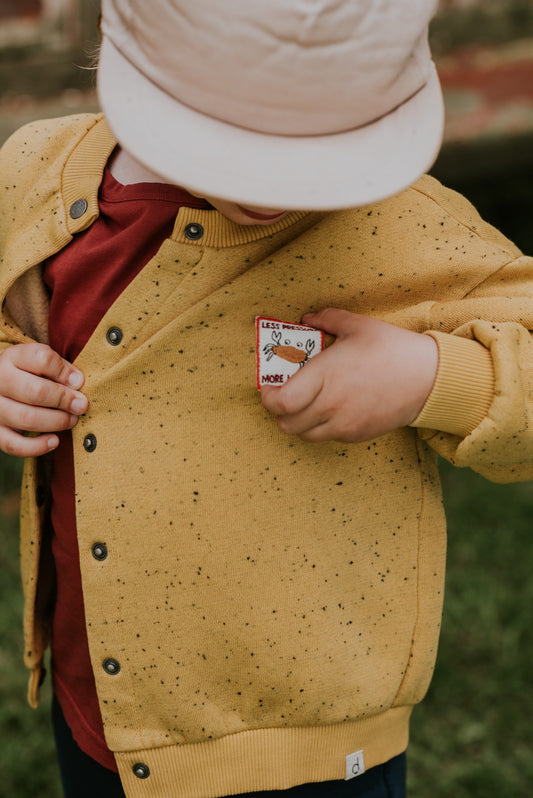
0, 453, 61, 796
409, 462, 533, 797
1, 451, 532, 797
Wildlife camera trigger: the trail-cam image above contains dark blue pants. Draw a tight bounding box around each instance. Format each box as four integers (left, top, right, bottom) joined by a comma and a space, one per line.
52, 695, 406, 798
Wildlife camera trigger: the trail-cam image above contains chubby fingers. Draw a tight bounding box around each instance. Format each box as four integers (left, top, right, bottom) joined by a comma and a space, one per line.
1, 343, 87, 414
0, 393, 79, 434
301, 307, 360, 337
0, 343, 88, 457
261, 309, 352, 439
6, 341, 86, 388
0, 425, 62, 458
261, 309, 364, 440
260, 356, 328, 436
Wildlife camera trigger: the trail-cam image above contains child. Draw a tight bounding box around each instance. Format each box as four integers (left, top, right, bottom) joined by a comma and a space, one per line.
0, 1, 531, 797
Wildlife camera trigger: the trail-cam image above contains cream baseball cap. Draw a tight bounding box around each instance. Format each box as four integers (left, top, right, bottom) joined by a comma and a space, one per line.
98, 0, 444, 210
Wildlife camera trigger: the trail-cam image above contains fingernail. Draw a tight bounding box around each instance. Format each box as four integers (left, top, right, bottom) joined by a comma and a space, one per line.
47, 436, 59, 450
70, 397, 86, 414
68, 371, 83, 389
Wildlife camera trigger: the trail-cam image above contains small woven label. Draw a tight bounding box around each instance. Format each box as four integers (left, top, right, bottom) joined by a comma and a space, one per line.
256, 316, 324, 389
345, 750, 365, 780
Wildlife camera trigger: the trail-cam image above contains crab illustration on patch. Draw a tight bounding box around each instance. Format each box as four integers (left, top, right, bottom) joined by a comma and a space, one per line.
256, 316, 324, 388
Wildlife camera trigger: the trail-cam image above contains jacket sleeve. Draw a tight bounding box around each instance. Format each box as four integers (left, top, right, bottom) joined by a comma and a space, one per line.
0, 117, 74, 350
410, 253, 533, 483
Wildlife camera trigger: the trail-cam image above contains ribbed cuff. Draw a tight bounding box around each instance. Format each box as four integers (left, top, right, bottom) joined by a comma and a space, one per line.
410, 332, 495, 438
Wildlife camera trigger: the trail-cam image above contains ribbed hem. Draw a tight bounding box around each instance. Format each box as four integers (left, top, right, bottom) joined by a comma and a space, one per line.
114, 707, 410, 798
411, 331, 495, 438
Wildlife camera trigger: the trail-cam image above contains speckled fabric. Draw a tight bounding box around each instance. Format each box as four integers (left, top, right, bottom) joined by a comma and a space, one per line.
1, 115, 532, 798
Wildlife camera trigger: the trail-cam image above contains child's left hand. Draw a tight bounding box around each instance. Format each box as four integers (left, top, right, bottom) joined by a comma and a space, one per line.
260, 308, 438, 443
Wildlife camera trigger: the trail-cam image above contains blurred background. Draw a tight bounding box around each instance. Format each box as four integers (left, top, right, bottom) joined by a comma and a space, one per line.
0, 1, 532, 796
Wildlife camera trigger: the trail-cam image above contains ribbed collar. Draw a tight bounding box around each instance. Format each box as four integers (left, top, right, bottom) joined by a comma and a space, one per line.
61, 115, 311, 248
62, 115, 117, 236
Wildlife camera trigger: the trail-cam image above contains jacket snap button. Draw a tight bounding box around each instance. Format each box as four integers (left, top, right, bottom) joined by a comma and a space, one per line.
83, 434, 97, 452
132, 763, 150, 779
184, 222, 204, 240
103, 658, 121, 675
69, 199, 88, 219
106, 327, 123, 346
92, 542, 108, 561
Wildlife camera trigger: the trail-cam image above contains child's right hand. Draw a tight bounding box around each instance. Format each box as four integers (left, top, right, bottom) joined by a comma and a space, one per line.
0, 343, 88, 457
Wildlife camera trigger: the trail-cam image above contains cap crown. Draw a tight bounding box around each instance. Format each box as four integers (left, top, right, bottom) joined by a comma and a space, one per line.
101, 0, 439, 136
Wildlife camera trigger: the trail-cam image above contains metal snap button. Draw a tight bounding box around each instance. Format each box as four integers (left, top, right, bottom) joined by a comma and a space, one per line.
83, 434, 97, 452
91, 542, 108, 561
184, 222, 204, 240
69, 199, 88, 219
103, 658, 121, 675
106, 326, 123, 346
132, 763, 150, 779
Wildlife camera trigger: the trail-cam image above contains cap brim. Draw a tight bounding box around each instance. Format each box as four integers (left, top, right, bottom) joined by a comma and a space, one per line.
98, 36, 444, 211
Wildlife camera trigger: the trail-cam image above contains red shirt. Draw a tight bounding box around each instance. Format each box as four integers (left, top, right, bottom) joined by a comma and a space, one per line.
44, 166, 211, 770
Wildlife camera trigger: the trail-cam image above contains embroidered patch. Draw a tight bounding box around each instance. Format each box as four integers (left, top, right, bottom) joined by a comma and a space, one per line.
345, 750, 365, 780
256, 316, 324, 389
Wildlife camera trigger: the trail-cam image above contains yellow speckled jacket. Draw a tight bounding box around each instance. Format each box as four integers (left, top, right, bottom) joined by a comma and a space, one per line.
1, 114, 532, 798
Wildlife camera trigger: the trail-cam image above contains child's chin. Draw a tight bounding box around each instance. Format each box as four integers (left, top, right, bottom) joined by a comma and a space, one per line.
236, 205, 288, 224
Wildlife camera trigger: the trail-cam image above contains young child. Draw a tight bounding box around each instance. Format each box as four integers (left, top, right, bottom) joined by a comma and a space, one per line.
0, 1, 532, 797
